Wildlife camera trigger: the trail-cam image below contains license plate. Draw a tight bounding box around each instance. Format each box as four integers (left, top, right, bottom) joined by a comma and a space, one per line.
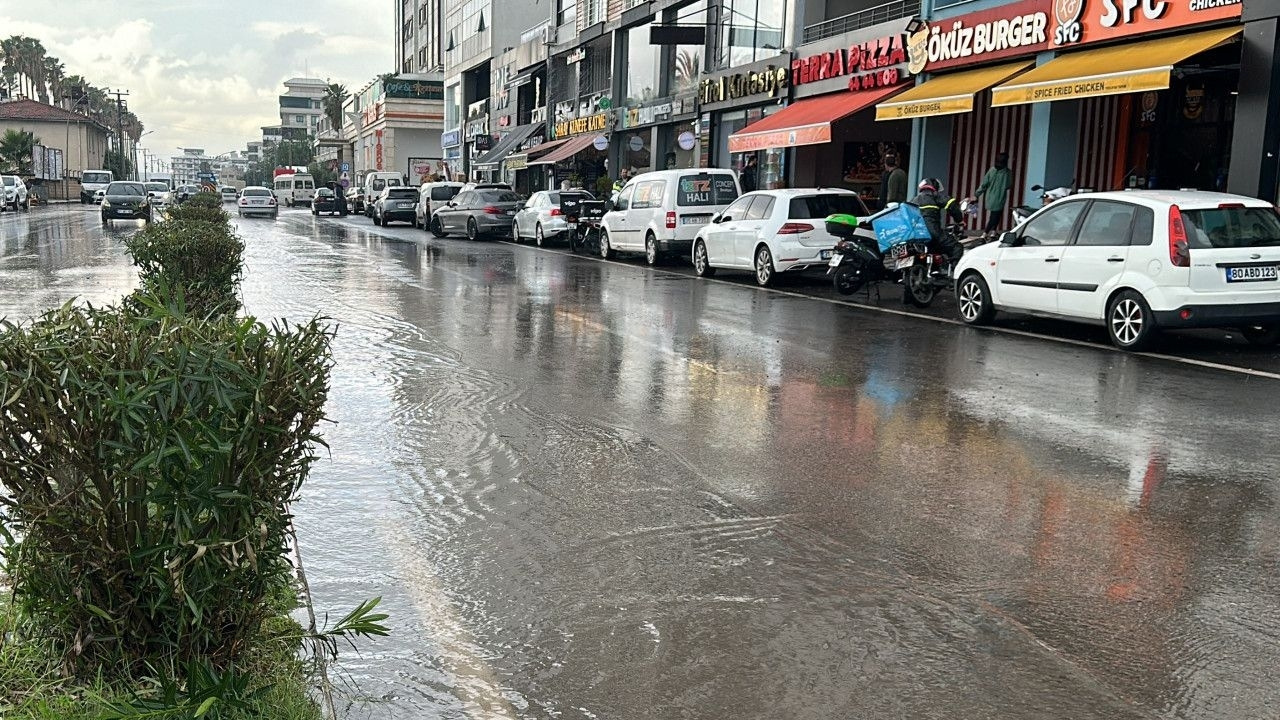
895, 256, 915, 270
828, 253, 843, 267
682, 215, 708, 225
820, 250, 833, 260
398, 202, 414, 208
1226, 265, 1278, 282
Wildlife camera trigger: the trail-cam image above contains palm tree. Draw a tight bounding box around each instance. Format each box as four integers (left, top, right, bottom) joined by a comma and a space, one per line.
1, 37, 22, 98
322, 82, 348, 131
23, 37, 49, 103
43, 56, 65, 106
0, 129, 40, 174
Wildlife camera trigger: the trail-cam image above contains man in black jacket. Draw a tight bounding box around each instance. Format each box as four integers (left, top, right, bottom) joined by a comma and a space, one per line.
910, 177, 964, 264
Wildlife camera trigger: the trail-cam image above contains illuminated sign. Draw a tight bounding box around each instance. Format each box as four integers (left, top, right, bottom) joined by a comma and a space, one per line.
553, 112, 609, 138
698, 66, 789, 105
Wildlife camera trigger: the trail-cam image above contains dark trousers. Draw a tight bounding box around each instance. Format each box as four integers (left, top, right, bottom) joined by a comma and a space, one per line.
983, 209, 1003, 233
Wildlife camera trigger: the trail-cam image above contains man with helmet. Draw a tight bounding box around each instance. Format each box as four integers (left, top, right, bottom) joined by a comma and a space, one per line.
910, 177, 964, 267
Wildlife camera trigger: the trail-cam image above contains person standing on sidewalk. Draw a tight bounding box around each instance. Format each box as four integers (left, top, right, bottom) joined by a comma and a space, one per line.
882, 154, 908, 207
974, 151, 1013, 237
740, 155, 758, 193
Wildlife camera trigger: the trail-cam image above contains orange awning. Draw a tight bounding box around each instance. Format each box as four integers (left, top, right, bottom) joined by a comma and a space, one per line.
728, 84, 909, 153
528, 134, 604, 165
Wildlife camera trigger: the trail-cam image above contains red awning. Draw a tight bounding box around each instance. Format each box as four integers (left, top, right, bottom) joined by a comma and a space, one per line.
528, 133, 603, 165
728, 84, 909, 153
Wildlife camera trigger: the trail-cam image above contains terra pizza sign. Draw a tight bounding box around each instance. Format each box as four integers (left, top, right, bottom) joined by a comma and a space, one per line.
792, 33, 912, 91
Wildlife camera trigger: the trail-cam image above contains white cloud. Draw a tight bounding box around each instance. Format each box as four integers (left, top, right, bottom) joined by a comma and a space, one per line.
1, 1, 394, 162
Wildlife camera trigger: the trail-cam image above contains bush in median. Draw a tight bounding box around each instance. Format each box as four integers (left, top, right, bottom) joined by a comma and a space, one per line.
184, 191, 224, 209
124, 209, 244, 317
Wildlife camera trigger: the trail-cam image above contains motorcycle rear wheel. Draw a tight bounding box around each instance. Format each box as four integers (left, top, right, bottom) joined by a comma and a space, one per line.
832, 265, 869, 296
903, 265, 937, 308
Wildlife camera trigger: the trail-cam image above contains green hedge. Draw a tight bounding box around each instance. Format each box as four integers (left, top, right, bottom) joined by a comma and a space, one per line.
124, 206, 243, 317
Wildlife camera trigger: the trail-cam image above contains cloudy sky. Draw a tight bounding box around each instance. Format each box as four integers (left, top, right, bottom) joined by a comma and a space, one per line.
3, 1, 394, 162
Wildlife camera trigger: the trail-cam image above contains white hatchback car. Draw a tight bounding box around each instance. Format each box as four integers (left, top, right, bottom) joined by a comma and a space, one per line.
600, 168, 741, 265
954, 190, 1280, 349
692, 189, 869, 287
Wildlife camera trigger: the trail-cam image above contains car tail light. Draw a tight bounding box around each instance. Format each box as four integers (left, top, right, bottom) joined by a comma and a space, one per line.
1168, 205, 1190, 268
550, 207, 563, 216
484, 205, 503, 215
777, 223, 814, 235
239, 198, 246, 206
666, 211, 677, 229
1218, 203, 1245, 209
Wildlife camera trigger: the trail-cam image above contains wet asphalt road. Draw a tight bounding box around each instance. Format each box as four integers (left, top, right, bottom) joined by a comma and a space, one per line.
3, 205, 1280, 719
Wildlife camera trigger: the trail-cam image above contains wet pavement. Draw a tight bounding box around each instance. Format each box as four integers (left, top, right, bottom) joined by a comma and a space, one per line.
3, 205, 1280, 719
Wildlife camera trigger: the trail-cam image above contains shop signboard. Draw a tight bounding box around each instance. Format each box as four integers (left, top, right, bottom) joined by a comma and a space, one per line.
697, 57, 791, 111
917, 0, 1052, 72
385, 77, 444, 100
552, 111, 610, 138
1049, 0, 1243, 47
442, 129, 462, 148
621, 101, 673, 129
791, 19, 917, 98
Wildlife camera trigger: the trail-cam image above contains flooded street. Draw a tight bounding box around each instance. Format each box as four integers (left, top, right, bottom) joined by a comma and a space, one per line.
3, 206, 1280, 719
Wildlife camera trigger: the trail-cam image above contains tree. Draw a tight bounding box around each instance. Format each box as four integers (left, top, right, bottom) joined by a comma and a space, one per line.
307, 161, 336, 186
43, 56, 65, 106
322, 82, 348, 132
0, 129, 39, 174
104, 147, 134, 179
199, 160, 212, 173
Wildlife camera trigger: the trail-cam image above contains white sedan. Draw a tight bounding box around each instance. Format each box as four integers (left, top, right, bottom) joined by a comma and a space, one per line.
692, 189, 869, 287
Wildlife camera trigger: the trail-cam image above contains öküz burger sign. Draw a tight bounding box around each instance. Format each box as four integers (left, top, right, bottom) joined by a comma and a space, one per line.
792, 34, 911, 91
911, 0, 1051, 72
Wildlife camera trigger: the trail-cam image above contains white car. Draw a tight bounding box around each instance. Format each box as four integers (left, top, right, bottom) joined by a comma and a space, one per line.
220, 186, 239, 203
236, 186, 278, 218
600, 168, 741, 265
954, 190, 1280, 350
144, 182, 174, 209
2, 175, 29, 211
692, 189, 869, 287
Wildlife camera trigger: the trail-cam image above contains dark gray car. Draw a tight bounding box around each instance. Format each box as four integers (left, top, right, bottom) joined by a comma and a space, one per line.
100, 181, 153, 225
430, 189, 524, 240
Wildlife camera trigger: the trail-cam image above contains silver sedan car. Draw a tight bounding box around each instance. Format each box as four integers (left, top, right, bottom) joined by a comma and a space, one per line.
512, 190, 595, 247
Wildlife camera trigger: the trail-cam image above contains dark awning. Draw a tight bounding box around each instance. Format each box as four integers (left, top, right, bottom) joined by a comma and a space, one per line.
473, 123, 543, 168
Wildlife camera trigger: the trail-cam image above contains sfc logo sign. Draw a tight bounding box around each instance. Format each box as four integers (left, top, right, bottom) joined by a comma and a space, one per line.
1053, 0, 1085, 44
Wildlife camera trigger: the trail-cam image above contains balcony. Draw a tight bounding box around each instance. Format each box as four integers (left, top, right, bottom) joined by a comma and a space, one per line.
802, 0, 915, 44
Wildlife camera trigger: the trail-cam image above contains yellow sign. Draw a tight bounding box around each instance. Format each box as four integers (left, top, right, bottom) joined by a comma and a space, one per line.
875, 95, 974, 120
991, 69, 1170, 107
553, 112, 609, 138
505, 154, 528, 170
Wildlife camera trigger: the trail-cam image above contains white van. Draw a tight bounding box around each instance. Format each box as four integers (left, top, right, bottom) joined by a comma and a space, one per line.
80, 170, 114, 204
273, 173, 316, 207
599, 169, 741, 265
363, 172, 404, 217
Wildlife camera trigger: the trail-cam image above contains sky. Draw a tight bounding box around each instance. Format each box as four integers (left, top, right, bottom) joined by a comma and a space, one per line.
2, 1, 394, 164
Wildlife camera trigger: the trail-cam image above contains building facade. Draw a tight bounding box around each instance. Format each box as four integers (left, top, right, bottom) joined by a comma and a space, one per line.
279, 77, 327, 137
397, 0, 446, 73
170, 148, 210, 185
0, 99, 112, 200
349, 73, 446, 184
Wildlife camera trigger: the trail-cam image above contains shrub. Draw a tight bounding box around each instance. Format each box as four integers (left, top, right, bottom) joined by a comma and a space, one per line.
164, 202, 228, 225
184, 191, 224, 209
124, 213, 244, 317
0, 299, 335, 678
596, 175, 613, 196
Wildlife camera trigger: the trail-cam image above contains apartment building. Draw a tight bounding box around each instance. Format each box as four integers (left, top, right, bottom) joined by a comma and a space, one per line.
396, 0, 445, 74
279, 77, 327, 136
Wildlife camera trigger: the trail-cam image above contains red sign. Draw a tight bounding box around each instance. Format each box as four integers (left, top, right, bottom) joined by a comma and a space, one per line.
1051, 0, 1243, 47
913, 0, 1053, 72
792, 34, 909, 87
375, 129, 384, 171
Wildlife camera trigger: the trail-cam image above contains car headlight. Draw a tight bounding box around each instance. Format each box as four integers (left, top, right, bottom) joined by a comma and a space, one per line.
102, 199, 112, 208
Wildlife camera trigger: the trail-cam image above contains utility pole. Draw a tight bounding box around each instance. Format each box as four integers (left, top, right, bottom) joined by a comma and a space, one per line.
109, 89, 129, 179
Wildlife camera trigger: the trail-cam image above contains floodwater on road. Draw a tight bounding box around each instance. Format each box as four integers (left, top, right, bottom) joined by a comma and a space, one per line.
3, 206, 1279, 720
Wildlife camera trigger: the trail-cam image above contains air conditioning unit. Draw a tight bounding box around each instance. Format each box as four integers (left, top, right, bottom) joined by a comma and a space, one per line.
542, 25, 556, 45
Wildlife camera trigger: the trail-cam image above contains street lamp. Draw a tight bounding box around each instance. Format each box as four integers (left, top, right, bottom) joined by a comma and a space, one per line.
135, 130, 155, 181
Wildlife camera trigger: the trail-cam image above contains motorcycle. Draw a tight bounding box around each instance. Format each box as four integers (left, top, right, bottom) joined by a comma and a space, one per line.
826, 211, 963, 308
1010, 181, 1077, 225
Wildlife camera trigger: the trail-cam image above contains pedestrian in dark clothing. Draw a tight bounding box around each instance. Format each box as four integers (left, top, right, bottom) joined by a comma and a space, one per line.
974, 151, 1013, 237
883, 155, 907, 206
740, 155, 758, 192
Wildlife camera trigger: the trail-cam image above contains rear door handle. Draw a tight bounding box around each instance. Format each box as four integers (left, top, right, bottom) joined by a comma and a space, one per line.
1044, 257, 1060, 263
1107, 257, 1125, 263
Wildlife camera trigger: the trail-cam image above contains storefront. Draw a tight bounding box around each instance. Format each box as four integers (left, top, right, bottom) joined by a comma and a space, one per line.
526, 110, 613, 191
697, 57, 792, 190
441, 129, 462, 181
504, 128, 549, 194
1231, 0, 1280, 203
617, 97, 700, 173
728, 19, 917, 206
464, 100, 491, 182
890, 0, 1248, 225
472, 122, 543, 183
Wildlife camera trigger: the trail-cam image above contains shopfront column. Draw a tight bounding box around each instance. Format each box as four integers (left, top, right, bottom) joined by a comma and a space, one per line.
1228, 14, 1280, 202
909, 116, 953, 191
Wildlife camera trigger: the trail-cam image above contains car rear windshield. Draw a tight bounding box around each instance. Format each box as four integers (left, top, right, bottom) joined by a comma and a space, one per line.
243, 188, 271, 197
789, 194, 868, 219
145, 183, 169, 192
2, 177, 15, 186
677, 174, 737, 207
388, 188, 418, 199
1182, 206, 1280, 249
83, 172, 111, 184
316, 188, 334, 197
430, 186, 461, 201
480, 190, 521, 203
107, 183, 145, 196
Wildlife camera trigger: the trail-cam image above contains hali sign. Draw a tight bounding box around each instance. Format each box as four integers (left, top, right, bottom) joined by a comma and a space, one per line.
553, 112, 609, 138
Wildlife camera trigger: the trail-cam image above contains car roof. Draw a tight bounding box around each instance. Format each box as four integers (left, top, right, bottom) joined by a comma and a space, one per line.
242, 186, 269, 191
741, 188, 857, 198
1062, 189, 1273, 210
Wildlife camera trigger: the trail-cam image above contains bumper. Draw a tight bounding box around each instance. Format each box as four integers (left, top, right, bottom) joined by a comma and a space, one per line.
476, 215, 515, 234
1154, 302, 1280, 328
240, 207, 278, 216
104, 207, 148, 218
776, 244, 838, 273
382, 211, 416, 222
658, 238, 694, 255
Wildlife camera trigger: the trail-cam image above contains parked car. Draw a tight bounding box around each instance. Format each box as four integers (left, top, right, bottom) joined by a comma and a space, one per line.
79, 170, 113, 204
600, 169, 741, 264
144, 181, 174, 210
312, 187, 346, 216
236, 186, 278, 218
372, 187, 420, 226
954, 190, 1280, 350
362, 172, 404, 217
220, 186, 238, 203
513, 190, 595, 247
460, 182, 513, 194
692, 189, 869, 287
429, 188, 523, 240
100, 181, 153, 224
346, 186, 366, 214
1, 175, 30, 212
416, 181, 464, 229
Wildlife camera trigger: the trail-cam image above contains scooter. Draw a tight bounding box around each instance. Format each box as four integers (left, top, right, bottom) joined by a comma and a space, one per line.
1010, 181, 1077, 225
826, 212, 962, 308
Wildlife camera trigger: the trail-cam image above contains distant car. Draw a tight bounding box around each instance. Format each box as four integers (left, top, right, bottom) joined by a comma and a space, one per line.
693, 189, 869, 287
100, 181, 152, 224
175, 185, 199, 204
429, 188, 523, 240
513, 190, 595, 247
601, 168, 741, 264
415, 181, 463, 229
311, 187, 346, 216
220, 186, 238, 203
79, 170, 113, 204
346, 187, 366, 215
236, 186, 278, 218
1, 175, 29, 212
954, 190, 1280, 350
372, 187, 420, 226
144, 182, 174, 210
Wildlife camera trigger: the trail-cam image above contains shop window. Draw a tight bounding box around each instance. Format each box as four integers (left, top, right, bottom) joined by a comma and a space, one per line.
671, 0, 707, 94
627, 23, 661, 103
718, 0, 786, 68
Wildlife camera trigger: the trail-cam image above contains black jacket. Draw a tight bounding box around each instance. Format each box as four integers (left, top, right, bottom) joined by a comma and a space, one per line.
910, 190, 962, 242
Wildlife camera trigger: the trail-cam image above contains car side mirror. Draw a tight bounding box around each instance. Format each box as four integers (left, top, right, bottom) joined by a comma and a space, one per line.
711, 214, 723, 223
998, 231, 1022, 247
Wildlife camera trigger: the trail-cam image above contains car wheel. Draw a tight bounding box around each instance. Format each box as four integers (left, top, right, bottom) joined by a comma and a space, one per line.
754, 244, 776, 287
645, 234, 660, 266
599, 229, 614, 260
1107, 290, 1156, 351
535, 223, 547, 248
512, 221, 522, 243
430, 216, 446, 238
467, 217, 480, 241
270, 211, 278, 219
1241, 325, 1280, 346
693, 240, 716, 277
957, 273, 995, 325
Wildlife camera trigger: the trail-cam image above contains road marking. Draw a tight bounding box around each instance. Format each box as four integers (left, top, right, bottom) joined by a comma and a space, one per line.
320, 215, 1280, 383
